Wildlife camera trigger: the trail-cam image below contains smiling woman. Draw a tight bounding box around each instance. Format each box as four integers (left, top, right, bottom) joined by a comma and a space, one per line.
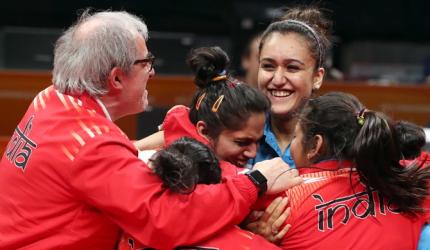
250, 5, 333, 168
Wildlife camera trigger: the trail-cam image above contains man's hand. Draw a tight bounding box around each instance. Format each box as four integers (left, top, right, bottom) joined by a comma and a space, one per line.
253, 157, 302, 194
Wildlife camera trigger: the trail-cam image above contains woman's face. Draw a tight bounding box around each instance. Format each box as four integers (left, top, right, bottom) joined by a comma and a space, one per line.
258, 32, 324, 117
211, 112, 266, 167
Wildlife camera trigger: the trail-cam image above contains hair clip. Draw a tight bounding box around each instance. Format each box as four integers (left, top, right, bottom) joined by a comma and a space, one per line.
357, 108, 368, 126
211, 75, 227, 82
211, 70, 227, 82
195, 93, 206, 111
211, 95, 224, 112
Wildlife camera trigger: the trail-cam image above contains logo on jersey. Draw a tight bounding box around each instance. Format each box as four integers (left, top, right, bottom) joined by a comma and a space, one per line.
5, 116, 38, 171
313, 189, 399, 232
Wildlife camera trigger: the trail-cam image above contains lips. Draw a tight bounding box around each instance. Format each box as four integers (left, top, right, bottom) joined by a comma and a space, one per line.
270, 90, 293, 97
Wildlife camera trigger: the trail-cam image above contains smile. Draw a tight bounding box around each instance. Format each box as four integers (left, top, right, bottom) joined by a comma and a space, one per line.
270, 90, 293, 97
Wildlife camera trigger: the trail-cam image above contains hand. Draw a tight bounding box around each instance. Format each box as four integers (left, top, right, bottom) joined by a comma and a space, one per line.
253, 157, 302, 194
245, 197, 291, 243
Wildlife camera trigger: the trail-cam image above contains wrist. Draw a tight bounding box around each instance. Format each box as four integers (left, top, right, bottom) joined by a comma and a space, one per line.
245, 169, 267, 197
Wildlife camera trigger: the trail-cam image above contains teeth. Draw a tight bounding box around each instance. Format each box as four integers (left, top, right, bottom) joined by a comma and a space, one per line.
270, 90, 292, 97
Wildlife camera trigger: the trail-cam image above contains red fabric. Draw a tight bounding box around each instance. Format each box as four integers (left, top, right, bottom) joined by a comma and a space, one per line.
118, 105, 277, 250
269, 160, 429, 250
400, 151, 430, 167
119, 226, 280, 250
0, 87, 258, 250
163, 105, 208, 146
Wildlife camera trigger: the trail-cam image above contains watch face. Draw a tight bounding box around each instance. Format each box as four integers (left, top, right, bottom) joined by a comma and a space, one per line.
246, 170, 267, 196
249, 170, 267, 184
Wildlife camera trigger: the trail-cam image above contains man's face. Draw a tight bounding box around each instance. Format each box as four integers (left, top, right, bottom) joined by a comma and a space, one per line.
120, 36, 155, 116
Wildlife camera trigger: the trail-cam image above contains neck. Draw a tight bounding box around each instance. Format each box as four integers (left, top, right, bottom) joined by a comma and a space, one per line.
99, 95, 123, 121
270, 114, 297, 153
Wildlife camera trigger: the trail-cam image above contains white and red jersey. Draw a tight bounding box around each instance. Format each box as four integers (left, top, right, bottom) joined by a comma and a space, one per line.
0, 86, 258, 250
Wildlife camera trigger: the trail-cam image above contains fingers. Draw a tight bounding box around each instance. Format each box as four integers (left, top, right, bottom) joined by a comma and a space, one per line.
270, 199, 290, 232
261, 197, 283, 222
267, 197, 289, 227
248, 210, 264, 222
267, 169, 303, 194
272, 223, 291, 242
245, 221, 258, 232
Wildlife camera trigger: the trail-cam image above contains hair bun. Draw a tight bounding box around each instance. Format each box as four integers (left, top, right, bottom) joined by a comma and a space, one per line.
186, 46, 230, 88
280, 5, 332, 51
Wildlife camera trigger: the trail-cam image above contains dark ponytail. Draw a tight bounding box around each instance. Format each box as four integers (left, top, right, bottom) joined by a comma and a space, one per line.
299, 92, 430, 214
187, 46, 270, 139
353, 112, 430, 214
152, 137, 221, 194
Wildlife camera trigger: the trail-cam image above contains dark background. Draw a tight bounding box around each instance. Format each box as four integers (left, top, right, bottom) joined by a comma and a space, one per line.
1, 0, 430, 81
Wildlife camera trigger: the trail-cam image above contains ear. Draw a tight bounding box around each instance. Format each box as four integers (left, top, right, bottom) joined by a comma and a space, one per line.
196, 121, 210, 140
306, 134, 324, 161
107, 67, 124, 92
312, 67, 325, 91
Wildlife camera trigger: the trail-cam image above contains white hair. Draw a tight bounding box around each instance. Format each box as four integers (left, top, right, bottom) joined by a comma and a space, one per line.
52, 10, 148, 96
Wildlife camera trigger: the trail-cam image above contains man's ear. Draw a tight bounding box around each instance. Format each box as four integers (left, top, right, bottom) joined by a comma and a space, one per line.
108, 67, 124, 91
312, 67, 325, 91
196, 120, 210, 140
307, 134, 324, 161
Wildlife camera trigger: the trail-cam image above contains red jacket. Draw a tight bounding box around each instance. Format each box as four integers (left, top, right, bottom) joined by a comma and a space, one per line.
0, 87, 258, 250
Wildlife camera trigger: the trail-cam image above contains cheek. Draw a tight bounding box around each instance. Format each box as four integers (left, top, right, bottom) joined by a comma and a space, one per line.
290, 140, 301, 162
214, 141, 240, 159
257, 71, 270, 89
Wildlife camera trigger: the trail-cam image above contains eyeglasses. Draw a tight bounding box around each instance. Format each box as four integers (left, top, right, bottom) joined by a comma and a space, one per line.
133, 52, 155, 72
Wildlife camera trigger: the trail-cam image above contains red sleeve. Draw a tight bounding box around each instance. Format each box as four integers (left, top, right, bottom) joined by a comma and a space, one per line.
163, 105, 209, 146
68, 135, 258, 249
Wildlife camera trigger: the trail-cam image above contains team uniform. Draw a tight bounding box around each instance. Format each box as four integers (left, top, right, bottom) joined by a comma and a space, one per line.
248, 116, 295, 168
0, 87, 259, 250
258, 160, 430, 249
119, 105, 280, 250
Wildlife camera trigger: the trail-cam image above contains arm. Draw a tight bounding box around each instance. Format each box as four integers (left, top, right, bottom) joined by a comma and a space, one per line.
133, 130, 164, 151
69, 135, 258, 249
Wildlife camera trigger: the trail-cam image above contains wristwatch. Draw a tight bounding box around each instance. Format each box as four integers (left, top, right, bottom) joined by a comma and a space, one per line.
245, 169, 267, 197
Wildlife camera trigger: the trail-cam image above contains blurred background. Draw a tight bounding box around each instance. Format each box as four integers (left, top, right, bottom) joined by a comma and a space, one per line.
0, 0, 429, 149
1, 0, 430, 83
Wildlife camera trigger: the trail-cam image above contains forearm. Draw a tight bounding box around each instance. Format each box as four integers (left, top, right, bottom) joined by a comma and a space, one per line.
134, 130, 164, 150
70, 139, 258, 248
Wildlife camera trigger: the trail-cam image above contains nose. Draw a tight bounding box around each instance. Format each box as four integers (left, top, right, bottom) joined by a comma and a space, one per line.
243, 143, 257, 159
271, 67, 286, 86
149, 67, 155, 78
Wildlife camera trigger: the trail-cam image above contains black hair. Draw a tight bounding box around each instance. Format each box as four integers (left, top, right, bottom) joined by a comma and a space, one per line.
187, 46, 270, 139
395, 120, 426, 159
151, 137, 221, 194
259, 5, 333, 69
298, 92, 430, 214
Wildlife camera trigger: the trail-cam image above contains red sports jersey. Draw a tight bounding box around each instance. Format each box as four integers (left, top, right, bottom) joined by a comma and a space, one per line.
0, 86, 258, 250
275, 160, 430, 250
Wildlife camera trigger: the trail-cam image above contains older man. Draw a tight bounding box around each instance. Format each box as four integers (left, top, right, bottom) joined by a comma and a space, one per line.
0, 10, 301, 249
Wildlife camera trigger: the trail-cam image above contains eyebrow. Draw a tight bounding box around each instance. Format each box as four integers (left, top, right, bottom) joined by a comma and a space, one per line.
260, 57, 305, 66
